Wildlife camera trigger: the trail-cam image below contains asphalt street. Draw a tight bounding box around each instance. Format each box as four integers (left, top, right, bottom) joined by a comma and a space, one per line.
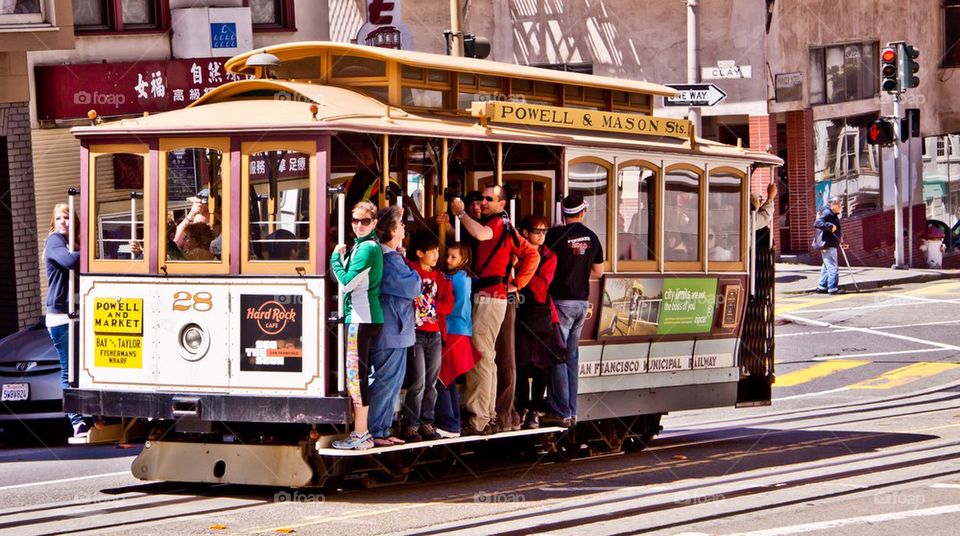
2, 280, 960, 535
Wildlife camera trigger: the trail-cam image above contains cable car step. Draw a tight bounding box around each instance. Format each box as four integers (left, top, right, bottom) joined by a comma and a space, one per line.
316, 426, 568, 456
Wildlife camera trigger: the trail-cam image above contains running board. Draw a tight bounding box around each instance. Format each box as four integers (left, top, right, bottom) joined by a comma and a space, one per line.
316, 426, 568, 456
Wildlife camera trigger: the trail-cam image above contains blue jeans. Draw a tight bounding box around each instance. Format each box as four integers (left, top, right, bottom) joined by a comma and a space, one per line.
549, 300, 588, 419
402, 331, 442, 428
818, 247, 839, 291
368, 346, 407, 439
434, 379, 461, 433
49, 323, 82, 426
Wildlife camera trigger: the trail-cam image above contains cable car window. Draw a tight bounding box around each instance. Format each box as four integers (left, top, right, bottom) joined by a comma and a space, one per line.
92, 153, 145, 261
164, 148, 224, 263
248, 150, 310, 261
664, 168, 700, 262
568, 160, 610, 254
708, 171, 742, 262
618, 164, 656, 262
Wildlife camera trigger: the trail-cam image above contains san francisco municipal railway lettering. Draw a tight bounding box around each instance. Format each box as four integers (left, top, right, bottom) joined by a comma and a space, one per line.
92, 297, 144, 369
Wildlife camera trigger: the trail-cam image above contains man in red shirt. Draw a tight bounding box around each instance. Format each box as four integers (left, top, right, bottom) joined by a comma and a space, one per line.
451, 185, 538, 435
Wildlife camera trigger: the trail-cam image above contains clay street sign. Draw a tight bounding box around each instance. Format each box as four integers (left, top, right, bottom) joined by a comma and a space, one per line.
663, 84, 727, 107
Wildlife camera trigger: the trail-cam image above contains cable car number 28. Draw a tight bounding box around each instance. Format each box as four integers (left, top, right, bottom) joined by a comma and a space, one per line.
172, 291, 213, 312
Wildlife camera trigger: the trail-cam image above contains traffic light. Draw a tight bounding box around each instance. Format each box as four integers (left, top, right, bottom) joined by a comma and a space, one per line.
866, 119, 896, 146
880, 47, 899, 93
900, 44, 920, 90
463, 34, 491, 59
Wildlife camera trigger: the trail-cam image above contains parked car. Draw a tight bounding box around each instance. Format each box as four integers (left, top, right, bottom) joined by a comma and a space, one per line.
0, 318, 66, 423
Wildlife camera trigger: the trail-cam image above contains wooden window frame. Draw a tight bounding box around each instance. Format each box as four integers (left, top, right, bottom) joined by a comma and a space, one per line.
245, 0, 296, 33
566, 155, 613, 273
87, 143, 151, 274
73, 0, 170, 35
158, 138, 231, 275
706, 166, 748, 273
616, 159, 660, 272
663, 163, 705, 273
240, 140, 317, 275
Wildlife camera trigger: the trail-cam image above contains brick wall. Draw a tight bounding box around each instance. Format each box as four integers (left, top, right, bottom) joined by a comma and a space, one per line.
0, 101, 41, 338
749, 114, 778, 251
786, 109, 815, 254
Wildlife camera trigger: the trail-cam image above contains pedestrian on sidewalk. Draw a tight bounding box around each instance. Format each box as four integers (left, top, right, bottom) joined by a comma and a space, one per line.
814, 197, 844, 294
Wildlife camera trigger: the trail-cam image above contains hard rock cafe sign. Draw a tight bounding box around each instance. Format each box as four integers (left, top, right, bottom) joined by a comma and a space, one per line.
356, 0, 412, 50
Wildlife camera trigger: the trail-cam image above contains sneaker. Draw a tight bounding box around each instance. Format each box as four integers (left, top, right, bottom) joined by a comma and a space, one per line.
332, 431, 373, 450
435, 427, 460, 439
419, 423, 441, 441
402, 425, 422, 443
486, 421, 501, 435
814, 287, 828, 294
828, 288, 845, 295
462, 424, 487, 436
72, 422, 90, 438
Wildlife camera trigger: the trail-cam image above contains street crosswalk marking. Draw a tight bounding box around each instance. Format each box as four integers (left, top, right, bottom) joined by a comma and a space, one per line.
774, 360, 870, 387
775, 294, 854, 315
848, 362, 960, 390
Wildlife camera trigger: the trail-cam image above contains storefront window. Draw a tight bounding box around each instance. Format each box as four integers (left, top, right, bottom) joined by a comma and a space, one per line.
809, 42, 878, 104
923, 135, 960, 226
813, 114, 881, 217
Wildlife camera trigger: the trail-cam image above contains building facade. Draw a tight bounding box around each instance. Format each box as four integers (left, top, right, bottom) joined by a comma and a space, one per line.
0, 0, 74, 337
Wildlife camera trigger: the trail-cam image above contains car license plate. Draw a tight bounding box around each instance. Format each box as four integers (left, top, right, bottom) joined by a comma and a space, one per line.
1, 383, 28, 402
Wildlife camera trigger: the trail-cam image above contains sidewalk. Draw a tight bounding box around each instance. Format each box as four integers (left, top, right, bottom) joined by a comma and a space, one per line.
776, 262, 960, 294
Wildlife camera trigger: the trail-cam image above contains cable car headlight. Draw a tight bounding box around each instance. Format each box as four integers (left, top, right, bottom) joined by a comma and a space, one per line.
178, 323, 210, 361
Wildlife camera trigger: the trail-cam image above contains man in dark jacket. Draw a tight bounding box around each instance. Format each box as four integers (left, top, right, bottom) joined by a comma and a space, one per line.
814, 197, 844, 294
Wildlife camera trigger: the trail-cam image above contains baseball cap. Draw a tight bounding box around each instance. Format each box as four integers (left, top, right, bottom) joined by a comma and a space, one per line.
187, 188, 209, 204
561, 192, 589, 215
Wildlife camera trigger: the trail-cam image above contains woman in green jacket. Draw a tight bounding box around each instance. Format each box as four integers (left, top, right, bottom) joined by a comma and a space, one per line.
331, 200, 384, 450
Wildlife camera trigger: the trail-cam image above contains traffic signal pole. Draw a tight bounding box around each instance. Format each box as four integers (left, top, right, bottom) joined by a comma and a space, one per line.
892, 90, 906, 268
686, 0, 701, 136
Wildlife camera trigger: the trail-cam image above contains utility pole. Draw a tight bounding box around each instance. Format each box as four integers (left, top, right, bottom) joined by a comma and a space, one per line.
448, 0, 463, 57
686, 0, 701, 136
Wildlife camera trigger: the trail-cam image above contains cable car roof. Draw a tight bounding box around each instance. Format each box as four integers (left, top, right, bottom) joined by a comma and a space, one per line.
72, 80, 782, 166
224, 41, 680, 98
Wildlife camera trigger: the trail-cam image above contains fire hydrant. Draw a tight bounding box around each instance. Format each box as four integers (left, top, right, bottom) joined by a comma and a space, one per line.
920, 226, 946, 268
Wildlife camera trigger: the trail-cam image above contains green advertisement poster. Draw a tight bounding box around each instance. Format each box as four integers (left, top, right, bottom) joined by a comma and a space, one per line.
656, 278, 718, 335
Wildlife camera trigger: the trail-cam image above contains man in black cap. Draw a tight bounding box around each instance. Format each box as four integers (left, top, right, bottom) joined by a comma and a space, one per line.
543, 192, 604, 427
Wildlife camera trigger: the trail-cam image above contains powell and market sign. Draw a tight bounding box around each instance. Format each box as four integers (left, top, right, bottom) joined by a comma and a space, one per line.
470, 101, 693, 141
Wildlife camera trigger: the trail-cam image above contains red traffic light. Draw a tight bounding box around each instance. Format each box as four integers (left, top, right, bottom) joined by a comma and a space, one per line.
880, 47, 899, 94
881, 48, 897, 63
866, 119, 895, 146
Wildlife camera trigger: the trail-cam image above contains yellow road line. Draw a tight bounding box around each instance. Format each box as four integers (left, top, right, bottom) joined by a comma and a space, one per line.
775, 293, 855, 315
774, 360, 871, 387
849, 362, 960, 390
904, 281, 960, 296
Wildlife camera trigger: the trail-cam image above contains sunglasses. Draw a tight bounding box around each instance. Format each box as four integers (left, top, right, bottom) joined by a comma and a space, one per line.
351, 217, 373, 226
529, 228, 548, 235
483, 196, 497, 202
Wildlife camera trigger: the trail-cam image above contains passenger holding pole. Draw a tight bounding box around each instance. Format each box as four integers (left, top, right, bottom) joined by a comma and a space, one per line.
450, 185, 538, 435
44, 203, 86, 437
544, 193, 604, 427
368, 206, 420, 447
330, 201, 384, 450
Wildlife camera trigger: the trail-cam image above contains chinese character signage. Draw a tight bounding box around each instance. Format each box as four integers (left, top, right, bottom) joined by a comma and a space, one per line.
35, 58, 251, 121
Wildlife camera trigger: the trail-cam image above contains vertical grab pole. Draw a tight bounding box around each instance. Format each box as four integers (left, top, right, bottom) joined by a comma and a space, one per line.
67, 187, 80, 385
555, 193, 563, 227
749, 210, 757, 297
336, 186, 347, 393
129, 192, 143, 259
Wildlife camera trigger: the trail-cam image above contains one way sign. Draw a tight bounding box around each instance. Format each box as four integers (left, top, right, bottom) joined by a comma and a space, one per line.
663, 84, 727, 107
